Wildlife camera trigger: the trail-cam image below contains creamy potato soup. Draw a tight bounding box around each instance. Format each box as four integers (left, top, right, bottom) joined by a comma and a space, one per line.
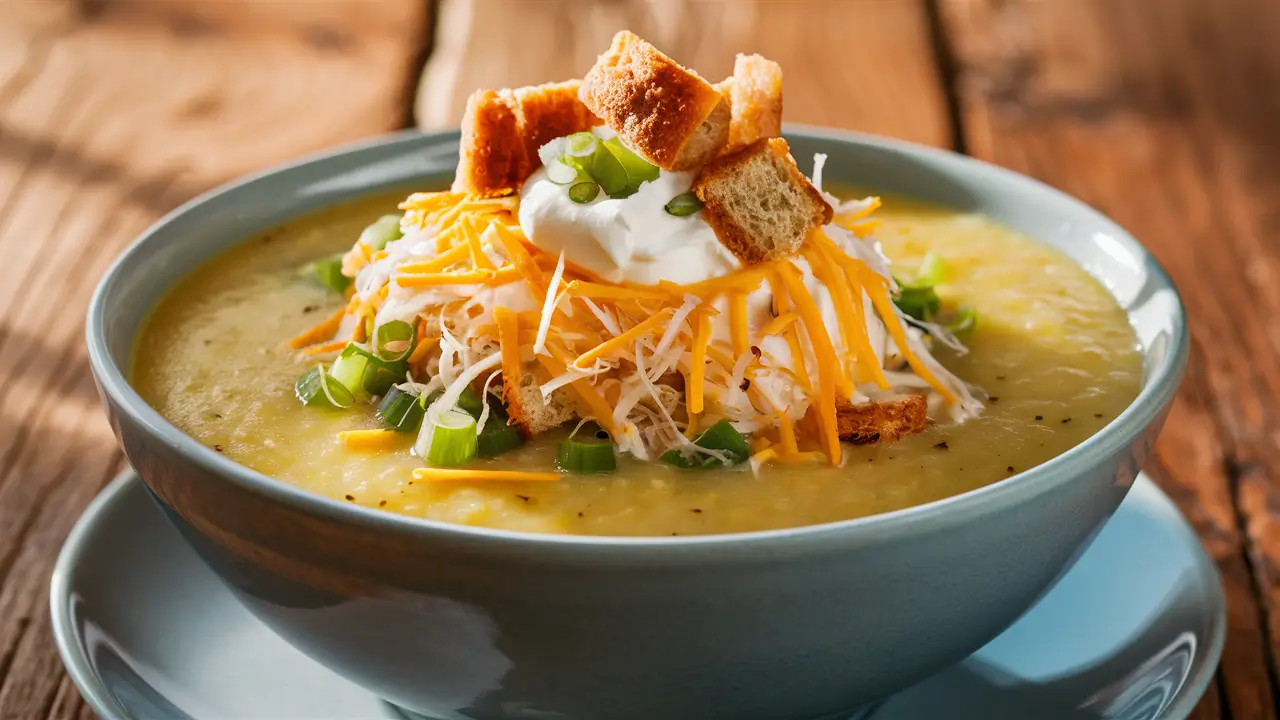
134, 191, 1141, 536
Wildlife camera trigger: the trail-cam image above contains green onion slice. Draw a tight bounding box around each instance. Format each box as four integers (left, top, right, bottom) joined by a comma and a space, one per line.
914, 252, 948, 287
426, 386, 486, 419
587, 143, 629, 197
373, 320, 416, 362
359, 214, 403, 251
545, 159, 581, 185
377, 386, 425, 432
664, 192, 703, 217
946, 305, 978, 337
313, 253, 350, 294
417, 408, 479, 467
332, 344, 408, 397
295, 365, 355, 410
660, 419, 750, 469
564, 132, 598, 157
478, 422, 525, 457
557, 422, 617, 473
893, 284, 942, 322
604, 137, 659, 185
568, 181, 600, 204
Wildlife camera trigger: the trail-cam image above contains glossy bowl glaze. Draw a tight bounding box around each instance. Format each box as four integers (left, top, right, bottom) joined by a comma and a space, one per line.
86, 127, 1187, 720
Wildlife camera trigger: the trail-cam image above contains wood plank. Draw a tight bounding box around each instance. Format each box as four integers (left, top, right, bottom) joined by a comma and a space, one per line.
937, 0, 1280, 717
0, 1, 431, 717
415, 0, 952, 147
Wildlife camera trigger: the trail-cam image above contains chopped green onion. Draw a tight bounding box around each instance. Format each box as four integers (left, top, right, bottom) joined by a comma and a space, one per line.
313, 253, 350, 293
373, 320, 416, 362
587, 143, 629, 197
332, 344, 407, 397
538, 136, 568, 167
664, 192, 703, 217
479, 422, 525, 457
426, 386, 486, 418
661, 419, 750, 469
328, 350, 368, 397
603, 137, 659, 188
557, 422, 617, 473
569, 181, 600, 204
893, 279, 942, 322
416, 408, 479, 467
377, 386, 425, 432
359, 214, 403, 251
914, 252, 948, 288
545, 159, 581, 185
295, 365, 355, 410
564, 132, 598, 157
946, 305, 978, 337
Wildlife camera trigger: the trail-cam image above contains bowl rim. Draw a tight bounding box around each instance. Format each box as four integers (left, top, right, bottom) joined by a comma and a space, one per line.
85, 125, 1189, 550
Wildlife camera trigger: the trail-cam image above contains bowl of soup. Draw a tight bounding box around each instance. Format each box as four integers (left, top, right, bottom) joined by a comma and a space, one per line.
86, 127, 1185, 720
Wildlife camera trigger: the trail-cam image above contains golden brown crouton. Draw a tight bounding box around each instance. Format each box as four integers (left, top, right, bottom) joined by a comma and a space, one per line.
719, 54, 783, 152
503, 369, 576, 438
693, 138, 832, 263
836, 395, 929, 444
452, 81, 600, 195
452, 89, 526, 196
579, 30, 729, 171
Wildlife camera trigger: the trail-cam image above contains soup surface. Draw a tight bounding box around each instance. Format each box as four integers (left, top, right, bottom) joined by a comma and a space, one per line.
134, 191, 1142, 536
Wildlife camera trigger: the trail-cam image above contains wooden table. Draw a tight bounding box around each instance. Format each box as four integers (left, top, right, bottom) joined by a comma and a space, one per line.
0, 1, 1275, 717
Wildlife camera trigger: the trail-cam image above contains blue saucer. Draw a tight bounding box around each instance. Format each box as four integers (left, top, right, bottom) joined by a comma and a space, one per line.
51, 472, 1224, 719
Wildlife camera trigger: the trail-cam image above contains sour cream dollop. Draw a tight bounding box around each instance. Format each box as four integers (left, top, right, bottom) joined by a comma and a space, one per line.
518, 160, 740, 285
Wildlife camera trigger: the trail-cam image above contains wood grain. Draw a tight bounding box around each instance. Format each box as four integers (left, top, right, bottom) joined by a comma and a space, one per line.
937, 0, 1280, 717
0, 1, 430, 717
415, 0, 952, 147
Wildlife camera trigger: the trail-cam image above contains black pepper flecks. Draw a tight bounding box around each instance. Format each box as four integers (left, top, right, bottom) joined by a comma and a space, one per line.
739, 378, 751, 391
995, 375, 1006, 381
1035, 415, 1044, 421
1094, 413, 1104, 418
344, 494, 355, 501
303, 305, 319, 314
577, 512, 584, 518
933, 441, 950, 450
379, 500, 387, 507
516, 495, 531, 502
988, 396, 1000, 404
1061, 418, 1072, 424
1007, 466, 1016, 473
213, 444, 224, 452
691, 508, 703, 514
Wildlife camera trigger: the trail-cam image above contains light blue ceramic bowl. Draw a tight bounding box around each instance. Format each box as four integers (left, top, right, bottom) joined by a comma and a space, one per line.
85, 127, 1187, 720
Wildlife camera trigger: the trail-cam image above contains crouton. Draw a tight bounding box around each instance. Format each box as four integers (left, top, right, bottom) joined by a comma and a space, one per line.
579, 30, 729, 171
452, 89, 526, 196
503, 369, 576, 438
453, 81, 599, 195
836, 395, 928, 444
718, 54, 783, 152
693, 138, 833, 263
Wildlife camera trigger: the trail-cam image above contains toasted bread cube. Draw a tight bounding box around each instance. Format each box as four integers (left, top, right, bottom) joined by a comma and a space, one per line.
452, 89, 526, 195
579, 30, 729, 171
453, 81, 600, 195
503, 369, 576, 438
509, 80, 600, 174
693, 138, 833, 263
720, 53, 783, 151
836, 395, 928, 444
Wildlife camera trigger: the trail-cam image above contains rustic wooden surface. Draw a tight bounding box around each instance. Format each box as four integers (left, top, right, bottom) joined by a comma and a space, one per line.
0, 0, 1275, 717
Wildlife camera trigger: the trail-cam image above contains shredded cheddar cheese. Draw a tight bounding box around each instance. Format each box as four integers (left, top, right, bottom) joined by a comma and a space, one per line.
338, 429, 403, 451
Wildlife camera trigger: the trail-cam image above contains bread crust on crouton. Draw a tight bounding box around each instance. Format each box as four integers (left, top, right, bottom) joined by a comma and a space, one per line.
579, 30, 729, 170
503, 368, 576, 438
452, 89, 526, 196
453, 81, 599, 195
693, 138, 832, 263
720, 54, 783, 151
836, 395, 928, 444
